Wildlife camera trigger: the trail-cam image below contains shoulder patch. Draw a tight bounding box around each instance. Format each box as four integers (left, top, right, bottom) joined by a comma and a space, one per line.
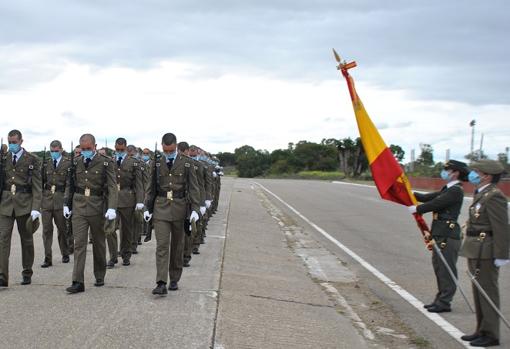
185, 163, 191, 168
133, 162, 138, 166
104, 162, 109, 166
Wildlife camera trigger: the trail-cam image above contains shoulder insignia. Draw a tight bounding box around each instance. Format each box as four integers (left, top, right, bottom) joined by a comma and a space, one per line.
134, 162, 138, 166
104, 162, 109, 166
28, 164, 34, 170
185, 163, 191, 168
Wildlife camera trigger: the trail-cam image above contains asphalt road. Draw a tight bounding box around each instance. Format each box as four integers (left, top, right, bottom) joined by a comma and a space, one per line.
255, 178, 510, 349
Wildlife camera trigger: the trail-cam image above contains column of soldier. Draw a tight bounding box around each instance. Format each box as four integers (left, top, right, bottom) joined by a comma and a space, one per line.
0, 130, 223, 297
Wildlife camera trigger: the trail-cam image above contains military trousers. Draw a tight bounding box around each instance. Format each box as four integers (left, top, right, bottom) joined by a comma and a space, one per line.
183, 219, 193, 261
42, 208, 70, 261
117, 207, 134, 259
106, 229, 118, 262
468, 258, 500, 340
131, 217, 143, 252
154, 219, 185, 284
0, 213, 34, 283
431, 237, 460, 307
72, 214, 106, 284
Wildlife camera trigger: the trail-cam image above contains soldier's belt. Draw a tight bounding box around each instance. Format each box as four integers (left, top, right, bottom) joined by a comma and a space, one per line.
466, 230, 492, 237
433, 213, 458, 221
75, 187, 104, 197
157, 190, 185, 199
4, 184, 32, 194
44, 184, 65, 193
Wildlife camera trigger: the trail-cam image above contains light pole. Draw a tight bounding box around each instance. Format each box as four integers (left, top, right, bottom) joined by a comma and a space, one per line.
469, 119, 476, 160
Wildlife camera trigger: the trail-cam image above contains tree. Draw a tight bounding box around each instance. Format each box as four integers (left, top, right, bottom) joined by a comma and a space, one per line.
216, 152, 236, 167
390, 144, 405, 163
417, 143, 434, 166
234, 145, 271, 178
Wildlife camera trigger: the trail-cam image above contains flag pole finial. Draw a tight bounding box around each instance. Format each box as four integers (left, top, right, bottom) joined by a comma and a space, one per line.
332, 48, 357, 71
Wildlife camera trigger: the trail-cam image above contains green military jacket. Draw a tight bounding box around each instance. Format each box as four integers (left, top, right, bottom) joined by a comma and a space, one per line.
0, 149, 42, 217
42, 156, 72, 211
115, 156, 144, 208
191, 159, 206, 205
145, 154, 200, 222
460, 184, 510, 259
65, 153, 118, 217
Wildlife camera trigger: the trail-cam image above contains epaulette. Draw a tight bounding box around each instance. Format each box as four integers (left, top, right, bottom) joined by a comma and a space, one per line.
185, 162, 191, 168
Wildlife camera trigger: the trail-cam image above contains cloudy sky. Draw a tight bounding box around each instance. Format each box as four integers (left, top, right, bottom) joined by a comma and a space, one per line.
0, 0, 508, 162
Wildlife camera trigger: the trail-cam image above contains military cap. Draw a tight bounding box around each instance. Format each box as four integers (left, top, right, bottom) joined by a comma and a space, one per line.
470, 159, 505, 175
26, 216, 40, 235
445, 159, 469, 180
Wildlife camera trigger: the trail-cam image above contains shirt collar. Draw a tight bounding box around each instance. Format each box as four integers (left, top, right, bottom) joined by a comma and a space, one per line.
12, 148, 24, 159
477, 183, 491, 193
446, 180, 460, 188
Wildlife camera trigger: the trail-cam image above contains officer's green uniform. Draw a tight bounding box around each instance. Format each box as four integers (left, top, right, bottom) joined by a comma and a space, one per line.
41, 155, 72, 263
145, 154, 200, 284
0, 149, 42, 284
460, 160, 509, 343
141, 159, 153, 238
414, 161, 467, 311
131, 159, 145, 253
107, 155, 143, 263
65, 153, 117, 284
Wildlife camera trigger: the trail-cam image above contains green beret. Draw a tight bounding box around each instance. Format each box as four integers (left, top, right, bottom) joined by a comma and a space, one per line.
470, 159, 505, 175
26, 216, 40, 235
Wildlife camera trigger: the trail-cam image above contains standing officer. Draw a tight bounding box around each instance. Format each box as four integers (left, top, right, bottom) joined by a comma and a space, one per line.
0, 130, 42, 287
64, 133, 117, 293
41, 140, 72, 267
127, 144, 144, 253
408, 160, 468, 313
460, 160, 509, 347
141, 148, 153, 240
144, 133, 200, 295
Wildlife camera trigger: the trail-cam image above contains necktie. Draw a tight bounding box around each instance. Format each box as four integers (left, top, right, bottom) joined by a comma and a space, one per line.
13, 154, 17, 166
117, 157, 122, 167
167, 158, 174, 169
85, 158, 91, 169
53, 159, 58, 169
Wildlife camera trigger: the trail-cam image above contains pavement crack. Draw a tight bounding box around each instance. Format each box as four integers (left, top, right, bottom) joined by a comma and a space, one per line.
247, 294, 334, 309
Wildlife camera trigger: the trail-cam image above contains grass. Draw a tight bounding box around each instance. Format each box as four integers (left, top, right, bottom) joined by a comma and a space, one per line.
409, 336, 430, 348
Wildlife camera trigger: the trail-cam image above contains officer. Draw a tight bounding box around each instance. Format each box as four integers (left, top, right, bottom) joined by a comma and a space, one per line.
0, 129, 42, 287
408, 160, 468, 313
64, 133, 118, 293
460, 159, 509, 347
127, 144, 144, 253
41, 140, 72, 267
144, 133, 200, 295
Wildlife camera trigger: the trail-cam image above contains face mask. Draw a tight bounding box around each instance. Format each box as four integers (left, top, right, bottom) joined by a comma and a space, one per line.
468, 170, 481, 185
440, 169, 451, 181
50, 151, 61, 160
192, 156, 199, 160
115, 152, 126, 160
142, 155, 150, 162
8, 143, 20, 153
165, 151, 177, 161
82, 150, 94, 160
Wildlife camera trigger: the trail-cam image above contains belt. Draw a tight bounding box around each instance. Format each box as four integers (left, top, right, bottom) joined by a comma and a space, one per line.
157, 190, 185, 199
4, 184, 32, 194
75, 187, 104, 197
466, 230, 492, 237
433, 213, 458, 221
44, 184, 65, 193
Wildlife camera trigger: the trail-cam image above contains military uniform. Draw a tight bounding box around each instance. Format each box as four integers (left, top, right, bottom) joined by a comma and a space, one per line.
0, 149, 42, 285
145, 154, 200, 286
460, 161, 509, 345
65, 153, 117, 285
142, 159, 153, 239
41, 155, 72, 264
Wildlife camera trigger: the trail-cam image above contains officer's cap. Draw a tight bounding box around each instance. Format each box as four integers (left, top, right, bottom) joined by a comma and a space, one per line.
470, 159, 505, 175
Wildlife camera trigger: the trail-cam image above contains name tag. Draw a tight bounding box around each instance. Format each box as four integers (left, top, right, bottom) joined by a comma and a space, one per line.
85, 188, 91, 197
10, 184, 16, 195
167, 191, 173, 201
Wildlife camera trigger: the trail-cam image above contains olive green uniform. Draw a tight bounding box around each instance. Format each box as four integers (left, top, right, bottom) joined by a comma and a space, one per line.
65, 154, 118, 284
460, 184, 510, 340
145, 154, 200, 284
0, 150, 42, 284
41, 156, 72, 262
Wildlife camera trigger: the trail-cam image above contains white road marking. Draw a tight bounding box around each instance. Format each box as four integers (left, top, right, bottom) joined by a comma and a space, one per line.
255, 182, 473, 349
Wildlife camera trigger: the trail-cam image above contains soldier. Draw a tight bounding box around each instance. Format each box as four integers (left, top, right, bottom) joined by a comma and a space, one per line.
127, 144, 144, 253
144, 133, 200, 295
0, 130, 42, 287
40, 140, 72, 267
408, 160, 468, 313
107, 139, 144, 267
460, 160, 509, 347
64, 133, 118, 293
141, 148, 153, 240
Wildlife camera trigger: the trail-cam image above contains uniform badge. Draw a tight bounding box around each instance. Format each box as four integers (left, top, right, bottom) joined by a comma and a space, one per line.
167, 190, 173, 201
85, 188, 91, 197
10, 184, 16, 195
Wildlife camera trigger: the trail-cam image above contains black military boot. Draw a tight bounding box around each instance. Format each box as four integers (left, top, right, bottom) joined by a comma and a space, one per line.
152, 282, 168, 296
66, 281, 85, 294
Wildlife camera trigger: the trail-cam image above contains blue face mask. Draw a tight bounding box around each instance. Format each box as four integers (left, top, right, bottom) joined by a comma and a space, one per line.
165, 151, 177, 161
115, 152, 126, 160
8, 143, 20, 153
440, 169, 451, 181
142, 155, 150, 162
468, 170, 481, 185
81, 150, 94, 160
50, 151, 61, 160
192, 156, 199, 161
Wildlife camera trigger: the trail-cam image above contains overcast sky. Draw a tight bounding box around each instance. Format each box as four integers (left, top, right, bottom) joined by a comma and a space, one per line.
0, 0, 508, 161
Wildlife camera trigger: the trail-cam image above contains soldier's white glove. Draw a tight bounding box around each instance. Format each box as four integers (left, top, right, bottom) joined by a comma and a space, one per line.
135, 203, 144, 211
105, 208, 116, 221
63, 206, 72, 219
143, 211, 152, 222
31, 210, 41, 220
190, 211, 199, 223
219, 171, 224, 176
205, 200, 212, 209
407, 205, 417, 214
212, 172, 218, 178
494, 259, 510, 267
200, 206, 206, 215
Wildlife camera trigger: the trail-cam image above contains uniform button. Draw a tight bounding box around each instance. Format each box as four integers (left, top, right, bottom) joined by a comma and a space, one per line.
12, 177, 15, 179
85, 179, 88, 182
85, 171, 88, 174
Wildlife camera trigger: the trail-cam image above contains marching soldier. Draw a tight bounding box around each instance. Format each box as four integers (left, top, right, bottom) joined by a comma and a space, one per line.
141, 148, 153, 240
127, 144, 144, 253
0, 130, 42, 287
460, 160, 509, 347
144, 133, 200, 295
41, 140, 72, 267
64, 133, 118, 293
408, 160, 468, 313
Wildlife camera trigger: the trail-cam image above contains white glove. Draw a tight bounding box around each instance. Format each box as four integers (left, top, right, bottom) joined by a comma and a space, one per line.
31, 210, 41, 220
105, 208, 116, 220
190, 211, 199, 222
63, 206, 72, 219
212, 172, 218, 177
135, 203, 144, 211
205, 200, 212, 209
143, 211, 152, 222
200, 206, 206, 215
219, 171, 224, 176
407, 205, 417, 214
494, 259, 510, 267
